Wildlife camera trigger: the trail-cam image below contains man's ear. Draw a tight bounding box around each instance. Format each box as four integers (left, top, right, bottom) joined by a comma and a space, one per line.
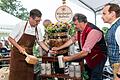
111, 11, 116, 17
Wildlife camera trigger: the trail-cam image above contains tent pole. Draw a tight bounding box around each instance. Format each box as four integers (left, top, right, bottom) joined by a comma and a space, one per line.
78, 0, 96, 25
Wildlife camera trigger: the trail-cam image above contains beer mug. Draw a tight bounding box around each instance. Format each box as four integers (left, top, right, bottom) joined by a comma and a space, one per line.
46, 63, 51, 75
58, 55, 65, 68
41, 63, 46, 75
69, 64, 75, 77
75, 65, 81, 78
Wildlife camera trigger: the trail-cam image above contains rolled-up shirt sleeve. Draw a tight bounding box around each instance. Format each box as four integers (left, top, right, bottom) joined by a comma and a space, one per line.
82, 29, 102, 53
9, 22, 23, 39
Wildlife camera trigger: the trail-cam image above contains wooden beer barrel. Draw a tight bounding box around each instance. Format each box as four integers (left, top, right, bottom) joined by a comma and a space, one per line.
47, 32, 69, 54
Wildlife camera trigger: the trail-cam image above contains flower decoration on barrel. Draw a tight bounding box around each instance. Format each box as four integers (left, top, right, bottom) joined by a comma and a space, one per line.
44, 21, 70, 34
43, 20, 71, 54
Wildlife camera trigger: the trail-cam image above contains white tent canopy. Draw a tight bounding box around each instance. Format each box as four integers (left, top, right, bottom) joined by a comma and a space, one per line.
21, 0, 117, 29
20, 0, 95, 35
1, 0, 119, 33
0, 10, 22, 33
69, 0, 120, 28
70, 0, 120, 13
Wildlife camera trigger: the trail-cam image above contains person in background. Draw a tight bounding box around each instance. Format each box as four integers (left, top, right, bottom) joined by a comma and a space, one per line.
43, 19, 66, 80
0, 42, 8, 54
0, 42, 8, 68
43, 19, 52, 28
8, 9, 55, 80
4, 40, 11, 51
52, 13, 107, 80
102, 3, 120, 80
43, 19, 53, 41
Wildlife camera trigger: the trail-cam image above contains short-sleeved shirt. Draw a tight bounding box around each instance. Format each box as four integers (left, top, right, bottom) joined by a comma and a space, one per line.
9, 21, 43, 43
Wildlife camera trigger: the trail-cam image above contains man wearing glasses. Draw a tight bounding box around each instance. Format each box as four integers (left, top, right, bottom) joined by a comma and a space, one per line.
8, 9, 54, 80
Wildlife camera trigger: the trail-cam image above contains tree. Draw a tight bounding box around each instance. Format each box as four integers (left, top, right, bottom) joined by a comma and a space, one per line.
0, 0, 28, 20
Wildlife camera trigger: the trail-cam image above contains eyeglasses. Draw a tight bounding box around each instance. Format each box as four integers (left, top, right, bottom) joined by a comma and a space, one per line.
33, 17, 41, 23
34, 19, 41, 23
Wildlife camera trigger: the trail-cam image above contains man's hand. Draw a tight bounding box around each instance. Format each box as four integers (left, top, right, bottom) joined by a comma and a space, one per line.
52, 47, 59, 51
49, 50, 57, 54
18, 46, 26, 54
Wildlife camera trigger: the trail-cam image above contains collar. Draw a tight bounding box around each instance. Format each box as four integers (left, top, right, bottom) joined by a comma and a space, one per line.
27, 21, 36, 29
27, 21, 31, 28
111, 17, 120, 26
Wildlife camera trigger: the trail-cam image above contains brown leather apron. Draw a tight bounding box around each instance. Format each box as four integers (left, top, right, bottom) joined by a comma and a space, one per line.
9, 23, 36, 80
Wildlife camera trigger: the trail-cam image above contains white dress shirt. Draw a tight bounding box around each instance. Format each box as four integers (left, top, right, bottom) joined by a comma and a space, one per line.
115, 26, 120, 53
9, 21, 43, 43
111, 17, 120, 52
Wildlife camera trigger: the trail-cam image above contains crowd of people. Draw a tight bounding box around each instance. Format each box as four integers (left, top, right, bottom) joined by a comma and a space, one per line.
0, 2, 119, 80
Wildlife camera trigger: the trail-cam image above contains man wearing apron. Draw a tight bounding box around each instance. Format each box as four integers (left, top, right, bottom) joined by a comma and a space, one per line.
8, 9, 54, 80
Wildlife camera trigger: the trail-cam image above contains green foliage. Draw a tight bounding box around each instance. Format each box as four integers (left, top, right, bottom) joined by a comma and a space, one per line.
81, 70, 89, 80
33, 44, 40, 57
68, 21, 76, 36
45, 22, 69, 34
0, 0, 29, 20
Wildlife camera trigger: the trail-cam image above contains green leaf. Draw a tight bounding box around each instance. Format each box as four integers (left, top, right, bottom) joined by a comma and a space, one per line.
81, 71, 89, 80
0, 0, 28, 20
